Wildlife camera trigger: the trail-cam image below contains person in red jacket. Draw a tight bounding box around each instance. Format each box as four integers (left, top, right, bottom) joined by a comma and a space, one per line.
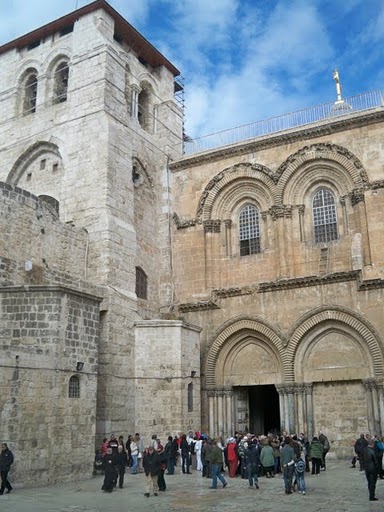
226, 438, 239, 478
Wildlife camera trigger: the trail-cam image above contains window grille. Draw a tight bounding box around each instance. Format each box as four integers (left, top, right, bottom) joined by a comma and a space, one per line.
68, 375, 80, 398
135, 267, 148, 300
312, 189, 338, 243
239, 204, 260, 256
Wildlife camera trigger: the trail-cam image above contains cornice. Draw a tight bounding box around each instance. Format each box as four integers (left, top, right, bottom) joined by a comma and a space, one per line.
258, 270, 360, 292
213, 286, 254, 299
178, 300, 220, 313
169, 108, 384, 171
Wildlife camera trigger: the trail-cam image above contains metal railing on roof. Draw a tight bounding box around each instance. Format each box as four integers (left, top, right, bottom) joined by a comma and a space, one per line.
182, 89, 384, 156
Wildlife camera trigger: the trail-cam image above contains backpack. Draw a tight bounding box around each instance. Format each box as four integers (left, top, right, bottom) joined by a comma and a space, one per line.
324, 438, 330, 451
295, 459, 305, 473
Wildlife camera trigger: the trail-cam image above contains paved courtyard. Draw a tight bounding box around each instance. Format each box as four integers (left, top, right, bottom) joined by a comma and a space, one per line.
1, 461, 382, 512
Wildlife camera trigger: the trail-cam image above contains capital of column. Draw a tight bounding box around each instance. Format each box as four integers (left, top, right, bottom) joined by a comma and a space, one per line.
207, 388, 232, 397
362, 378, 379, 391
303, 383, 313, 395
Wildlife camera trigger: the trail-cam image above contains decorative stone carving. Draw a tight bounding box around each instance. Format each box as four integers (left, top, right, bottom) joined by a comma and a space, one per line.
303, 383, 314, 395
203, 219, 221, 233
213, 286, 253, 299
268, 205, 293, 220
258, 270, 360, 292
296, 205, 305, 214
172, 212, 196, 229
178, 300, 220, 313
223, 219, 232, 228
349, 188, 365, 206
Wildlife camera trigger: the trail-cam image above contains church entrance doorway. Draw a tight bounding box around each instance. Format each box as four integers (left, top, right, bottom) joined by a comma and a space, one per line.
235, 385, 280, 435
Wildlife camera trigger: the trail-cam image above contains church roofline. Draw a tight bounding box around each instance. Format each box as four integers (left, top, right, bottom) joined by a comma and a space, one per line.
0, 0, 180, 77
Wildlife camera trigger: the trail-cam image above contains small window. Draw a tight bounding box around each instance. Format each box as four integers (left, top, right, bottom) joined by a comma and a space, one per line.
59, 24, 74, 37
23, 72, 38, 114
27, 173, 32, 181
239, 204, 261, 256
52, 163, 59, 172
135, 267, 148, 300
40, 159, 46, 170
312, 188, 338, 243
188, 383, 193, 412
53, 61, 69, 103
68, 375, 80, 398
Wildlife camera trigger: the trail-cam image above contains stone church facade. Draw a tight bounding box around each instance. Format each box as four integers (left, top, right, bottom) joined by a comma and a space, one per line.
0, 0, 383, 486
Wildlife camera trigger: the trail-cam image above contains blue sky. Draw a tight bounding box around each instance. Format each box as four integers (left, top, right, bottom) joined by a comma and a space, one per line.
0, 0, 383, 138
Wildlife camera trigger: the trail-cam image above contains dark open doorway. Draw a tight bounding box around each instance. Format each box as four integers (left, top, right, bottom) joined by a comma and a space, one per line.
248, 384, 280, 435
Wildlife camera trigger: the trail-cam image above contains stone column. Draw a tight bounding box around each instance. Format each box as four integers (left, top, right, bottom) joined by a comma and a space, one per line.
295, 384, 305, 435
224, 388, 233, 439
285, 384, 296, 434
304, 383, 314, 440
362, 379, 375, 434
223, 220, 232, 257
377, 380, 384, 436
371, 382, 381, 435
275, 385, 286, 433
207, 390, 215, 438
217, 391, 224, 438
131, 86, 139, 118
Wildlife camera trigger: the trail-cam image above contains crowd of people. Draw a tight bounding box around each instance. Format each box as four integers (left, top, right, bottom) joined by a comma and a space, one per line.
96, 429, 347, 499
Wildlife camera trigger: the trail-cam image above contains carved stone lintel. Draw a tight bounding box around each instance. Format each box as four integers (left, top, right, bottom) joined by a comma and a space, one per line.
203, 219, 221, 233
350, 188, 365, 206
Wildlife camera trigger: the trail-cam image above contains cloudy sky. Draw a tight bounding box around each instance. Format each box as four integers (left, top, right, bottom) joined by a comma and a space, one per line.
0, 0, 383, 138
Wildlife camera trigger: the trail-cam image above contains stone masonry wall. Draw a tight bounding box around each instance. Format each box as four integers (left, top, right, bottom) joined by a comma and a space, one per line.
0, 288, 101, 486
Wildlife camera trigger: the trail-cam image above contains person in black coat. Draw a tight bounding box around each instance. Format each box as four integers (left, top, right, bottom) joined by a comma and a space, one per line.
180, 435, 191, 474
115, 445, 128, 489
0, 443, 14, 495
101, 447, 117, 493
362, 441, 379, 501
143, 446, 161, 497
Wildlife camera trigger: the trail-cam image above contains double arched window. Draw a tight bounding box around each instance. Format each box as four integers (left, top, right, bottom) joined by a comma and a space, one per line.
239, 204, 261, 256
312, 188, 338, 243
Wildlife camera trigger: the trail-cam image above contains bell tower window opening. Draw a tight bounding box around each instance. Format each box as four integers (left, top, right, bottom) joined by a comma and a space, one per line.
23, 72, 38, 114
312, 188, 338, 243
138, 86, 152, 132
53, 61, 69, 103
239, 204, 261, 256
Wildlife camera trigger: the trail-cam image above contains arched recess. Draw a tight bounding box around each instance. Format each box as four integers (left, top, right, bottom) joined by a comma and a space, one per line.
7, 141, 62, 186
196, 163, 275, 223
205, 316, 288, 387
286, 306, 384, 381
276, 143, 369, 204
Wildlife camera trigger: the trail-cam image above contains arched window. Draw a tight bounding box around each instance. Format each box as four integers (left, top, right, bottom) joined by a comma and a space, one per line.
312, 188, 338, 243
53, 61, 69, 103
239, 204, 260, 256
22, 71, 38, 114
138, 83, 154, 132
68, 375, 80, 398
135, 266, 148, 299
